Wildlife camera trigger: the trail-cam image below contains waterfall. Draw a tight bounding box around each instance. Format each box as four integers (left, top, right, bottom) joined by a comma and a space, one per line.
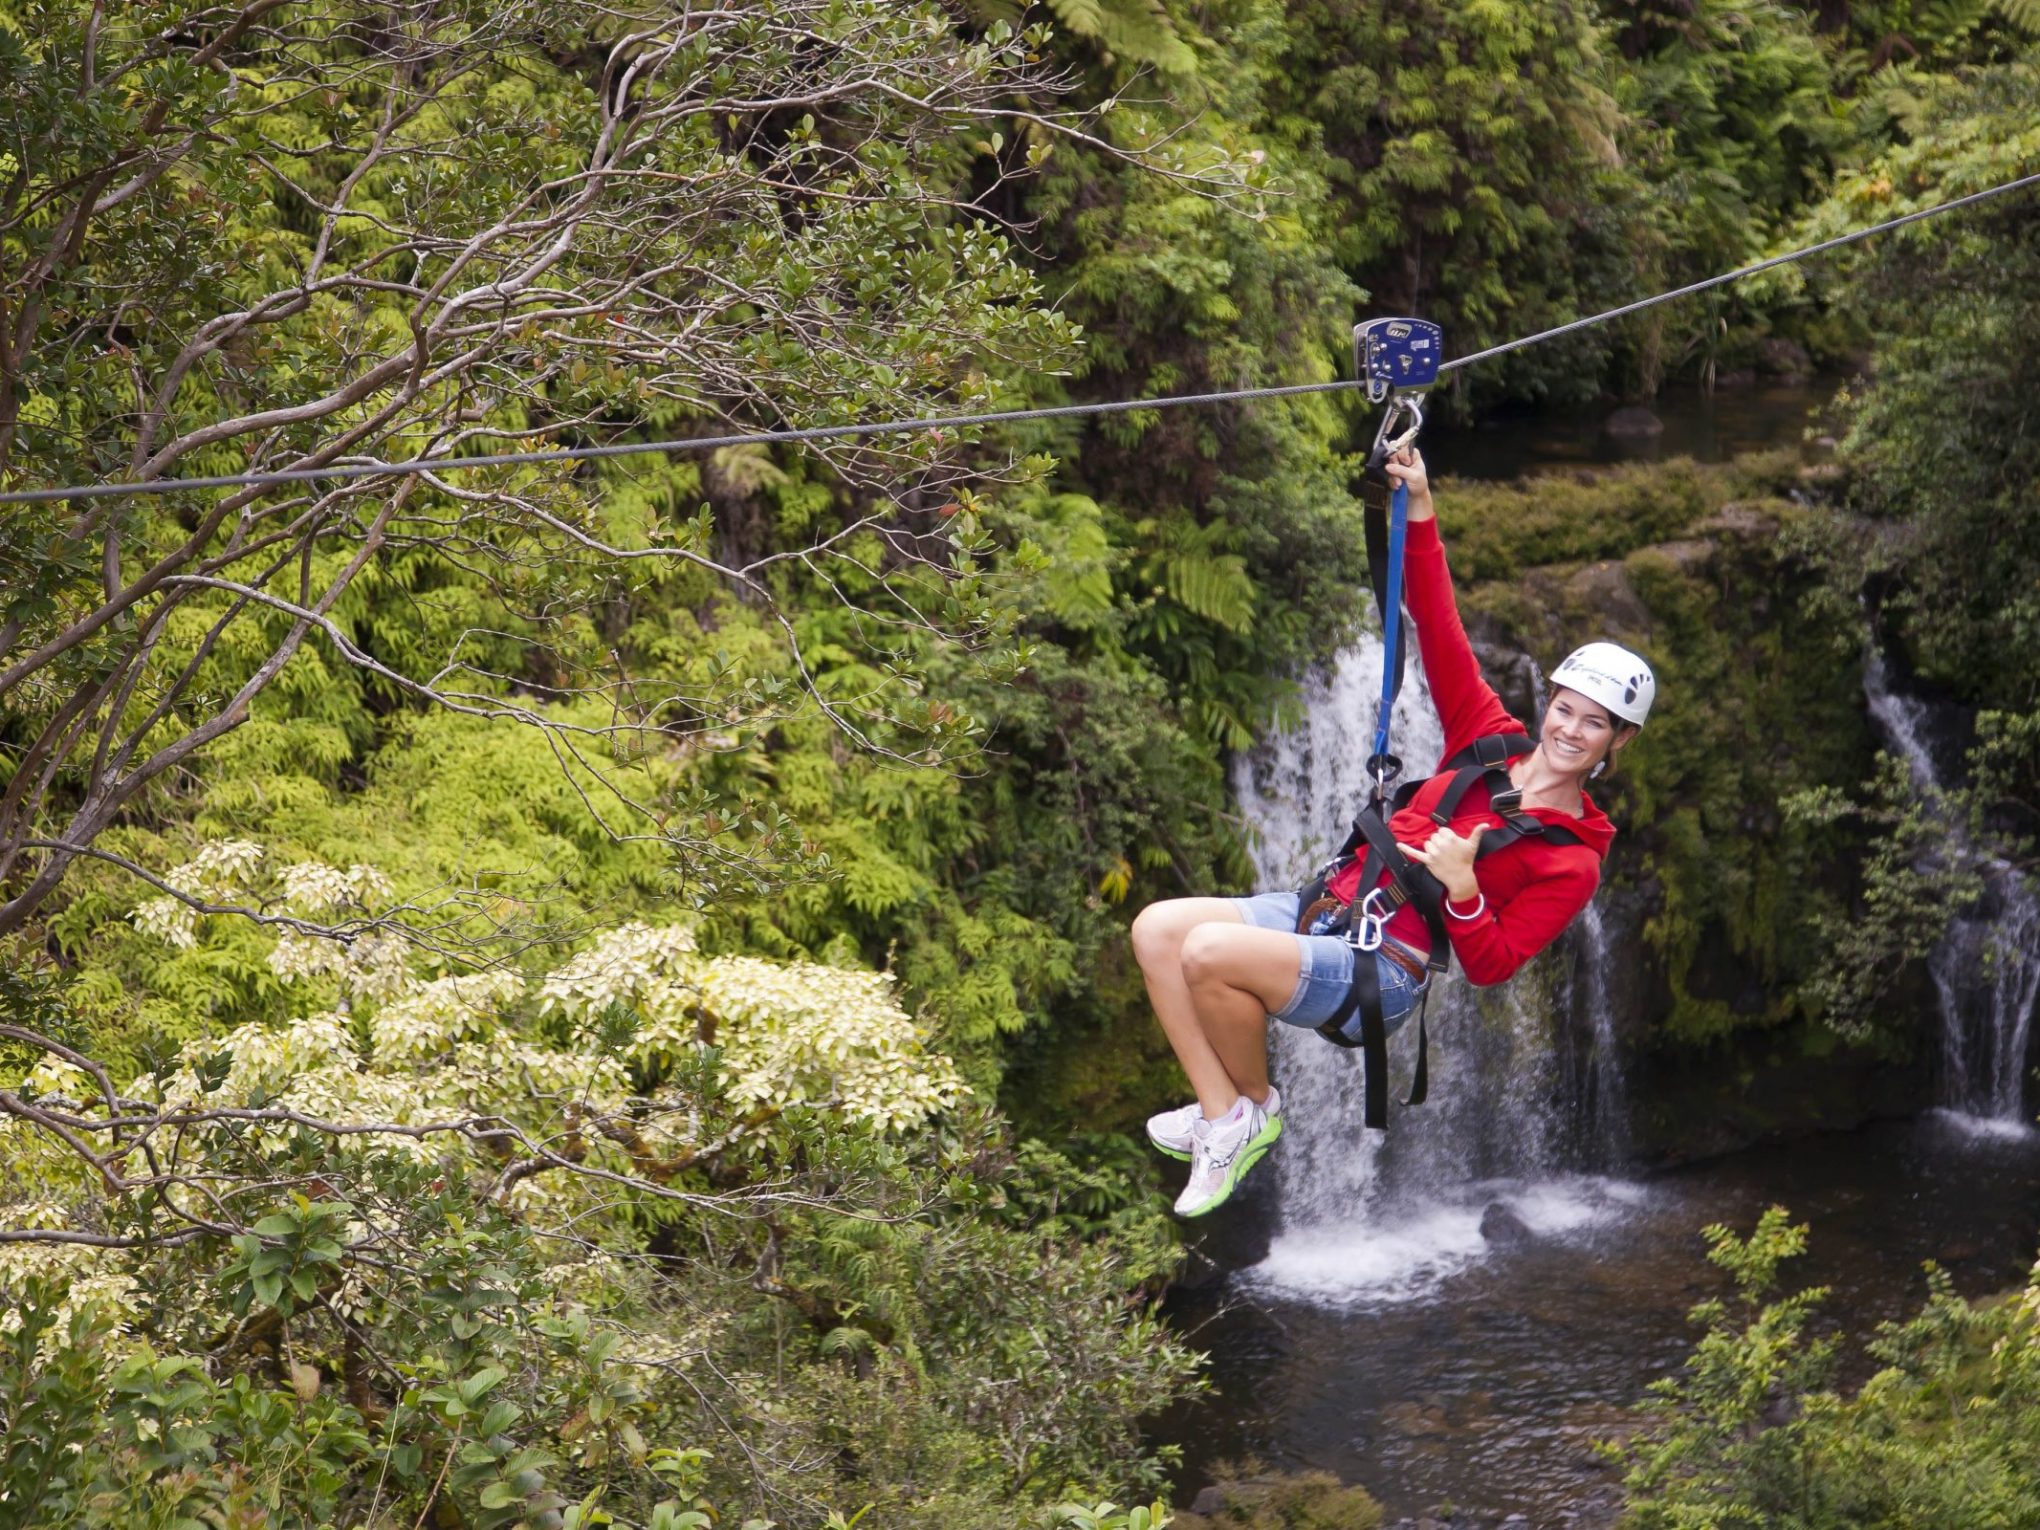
1229, 633, 1639, 1304
1566, 901, 1630, 1161
1863, 650, 2040, 1125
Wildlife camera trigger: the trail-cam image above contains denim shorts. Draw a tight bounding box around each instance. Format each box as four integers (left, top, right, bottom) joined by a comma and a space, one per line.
1229, 889, 1430, 1042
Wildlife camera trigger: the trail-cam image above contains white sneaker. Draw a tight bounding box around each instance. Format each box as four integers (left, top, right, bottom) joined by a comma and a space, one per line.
1147, 1086, 1282, 1161
1173, 1096, 1283, 1218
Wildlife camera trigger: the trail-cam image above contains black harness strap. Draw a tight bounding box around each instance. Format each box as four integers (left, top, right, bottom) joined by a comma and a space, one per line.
1313, 955, 1389, 1128
1301, 731, 1588, 1129
1425, 733, 1534, 823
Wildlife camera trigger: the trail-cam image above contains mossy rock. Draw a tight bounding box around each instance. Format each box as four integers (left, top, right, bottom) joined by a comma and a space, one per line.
1176, 1464, 1385, 1530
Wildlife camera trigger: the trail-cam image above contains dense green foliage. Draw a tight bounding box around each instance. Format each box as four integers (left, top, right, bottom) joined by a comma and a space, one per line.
1443, 458, 1880, 1046
3, 0, 2040, 1523
0, 2, 1223, 1522
1743, 49, 2040, 1044
1619, 1209, 2040, 1528
1834, 59, 2040, 770
0, 1087, 1193, 1529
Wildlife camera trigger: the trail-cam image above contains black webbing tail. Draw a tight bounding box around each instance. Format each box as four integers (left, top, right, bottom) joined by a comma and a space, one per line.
1312, 937, 1426, 1129
1404, 987, 1430, 1108
1314, 953, 1390, 1130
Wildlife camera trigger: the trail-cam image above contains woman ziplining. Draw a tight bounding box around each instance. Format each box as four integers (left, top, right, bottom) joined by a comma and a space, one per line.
1130, 444, 1655, 1218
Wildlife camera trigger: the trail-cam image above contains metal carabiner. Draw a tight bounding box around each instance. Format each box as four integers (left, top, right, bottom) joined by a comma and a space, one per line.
1347, 886, 1392, 953
1370, 391, 1426, 463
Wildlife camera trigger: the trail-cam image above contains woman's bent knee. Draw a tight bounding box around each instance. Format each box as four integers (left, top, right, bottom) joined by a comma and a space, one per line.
1130, 902, 1181, 970
1182, 923, 1302, 1013
1179, 922, 1242, 988
1132, 897, 1231, 971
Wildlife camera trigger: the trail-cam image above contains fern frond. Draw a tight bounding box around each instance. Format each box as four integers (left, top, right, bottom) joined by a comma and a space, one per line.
819, 1325, 877, 1360
1161, 549, 1255, 633
1997, 0, 2040, 34
1043, 0, 1197, 75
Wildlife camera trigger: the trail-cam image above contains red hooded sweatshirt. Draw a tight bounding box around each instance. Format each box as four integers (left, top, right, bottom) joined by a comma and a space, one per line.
1323, 517, 1614, 985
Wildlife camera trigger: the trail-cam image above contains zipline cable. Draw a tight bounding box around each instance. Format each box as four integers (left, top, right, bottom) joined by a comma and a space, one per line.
6, 166, 2039, 509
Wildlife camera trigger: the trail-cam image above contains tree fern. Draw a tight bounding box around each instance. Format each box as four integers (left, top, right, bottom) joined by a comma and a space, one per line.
818, 1324, 879, 1362
1998, 0, 2040, 32
1043, 0, 1197, 76
1160, 547, 1257, 634
1144, 514, 1257, 635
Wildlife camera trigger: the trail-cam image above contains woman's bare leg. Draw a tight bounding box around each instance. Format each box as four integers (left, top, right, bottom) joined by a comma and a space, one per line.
1131, 900, 1299, 1117
1131, 899, 1247, 1110
1179, 923, 1307, 1116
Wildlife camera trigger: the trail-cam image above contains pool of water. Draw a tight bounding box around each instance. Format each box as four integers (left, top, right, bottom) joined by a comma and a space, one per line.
1157, 1112, 2040, 1525
1422, 378, 1846, 481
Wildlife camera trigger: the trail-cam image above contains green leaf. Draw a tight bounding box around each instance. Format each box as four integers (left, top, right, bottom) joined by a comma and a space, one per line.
460, 1366, 507, 1402
479, 1480, 520, 1510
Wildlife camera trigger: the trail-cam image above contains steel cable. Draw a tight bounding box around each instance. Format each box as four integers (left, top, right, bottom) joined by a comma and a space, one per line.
5, 167, 2037, 508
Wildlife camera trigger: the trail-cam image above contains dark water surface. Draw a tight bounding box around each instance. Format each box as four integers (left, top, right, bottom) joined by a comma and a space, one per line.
1158, 1114, 2040, 1525
1423, 377, 1846, 481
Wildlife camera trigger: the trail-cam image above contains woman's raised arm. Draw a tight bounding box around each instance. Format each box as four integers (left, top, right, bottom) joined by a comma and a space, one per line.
1380, 449, 1517, 759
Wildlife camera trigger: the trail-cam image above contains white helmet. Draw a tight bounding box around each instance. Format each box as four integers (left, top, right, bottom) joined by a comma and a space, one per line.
1550, 641, 1656, 728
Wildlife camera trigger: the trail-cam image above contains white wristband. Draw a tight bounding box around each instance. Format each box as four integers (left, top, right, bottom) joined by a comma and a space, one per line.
1445, 892, 1486, 921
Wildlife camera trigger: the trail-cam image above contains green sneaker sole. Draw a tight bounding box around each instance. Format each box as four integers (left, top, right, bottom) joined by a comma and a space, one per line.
1150, 1103, 1284, 1164
1178, 1112, 1284, 1218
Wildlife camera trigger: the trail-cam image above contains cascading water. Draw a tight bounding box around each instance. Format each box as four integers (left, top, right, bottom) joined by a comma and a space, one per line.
1229, 633, 1640, 1303
1565, 900, 1630, 1162
1863, 649, 2040, 1125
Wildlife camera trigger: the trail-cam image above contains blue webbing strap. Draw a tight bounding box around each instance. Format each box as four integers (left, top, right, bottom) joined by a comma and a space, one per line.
1373, 479, 1409, 764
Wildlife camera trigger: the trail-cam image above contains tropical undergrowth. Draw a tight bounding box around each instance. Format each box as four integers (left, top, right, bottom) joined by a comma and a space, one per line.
1618, 1207, 2040, 1528
6, 1, 2040, 1525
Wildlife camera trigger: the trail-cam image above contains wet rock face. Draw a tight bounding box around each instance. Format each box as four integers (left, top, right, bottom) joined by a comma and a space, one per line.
1479, 1201, 1536, 1247
1602, 405, 1664, 441
1758, 337, 1814, 381
1473, 640, 1542, 723
1188, 1485, 1228, 1517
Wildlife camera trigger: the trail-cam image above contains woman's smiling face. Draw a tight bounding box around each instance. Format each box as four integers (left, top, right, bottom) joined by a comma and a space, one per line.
1540, 685, 1624, 775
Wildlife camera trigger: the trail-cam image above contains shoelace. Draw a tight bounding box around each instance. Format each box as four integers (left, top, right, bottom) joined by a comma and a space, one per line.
1200, 1117, 1250, 1168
